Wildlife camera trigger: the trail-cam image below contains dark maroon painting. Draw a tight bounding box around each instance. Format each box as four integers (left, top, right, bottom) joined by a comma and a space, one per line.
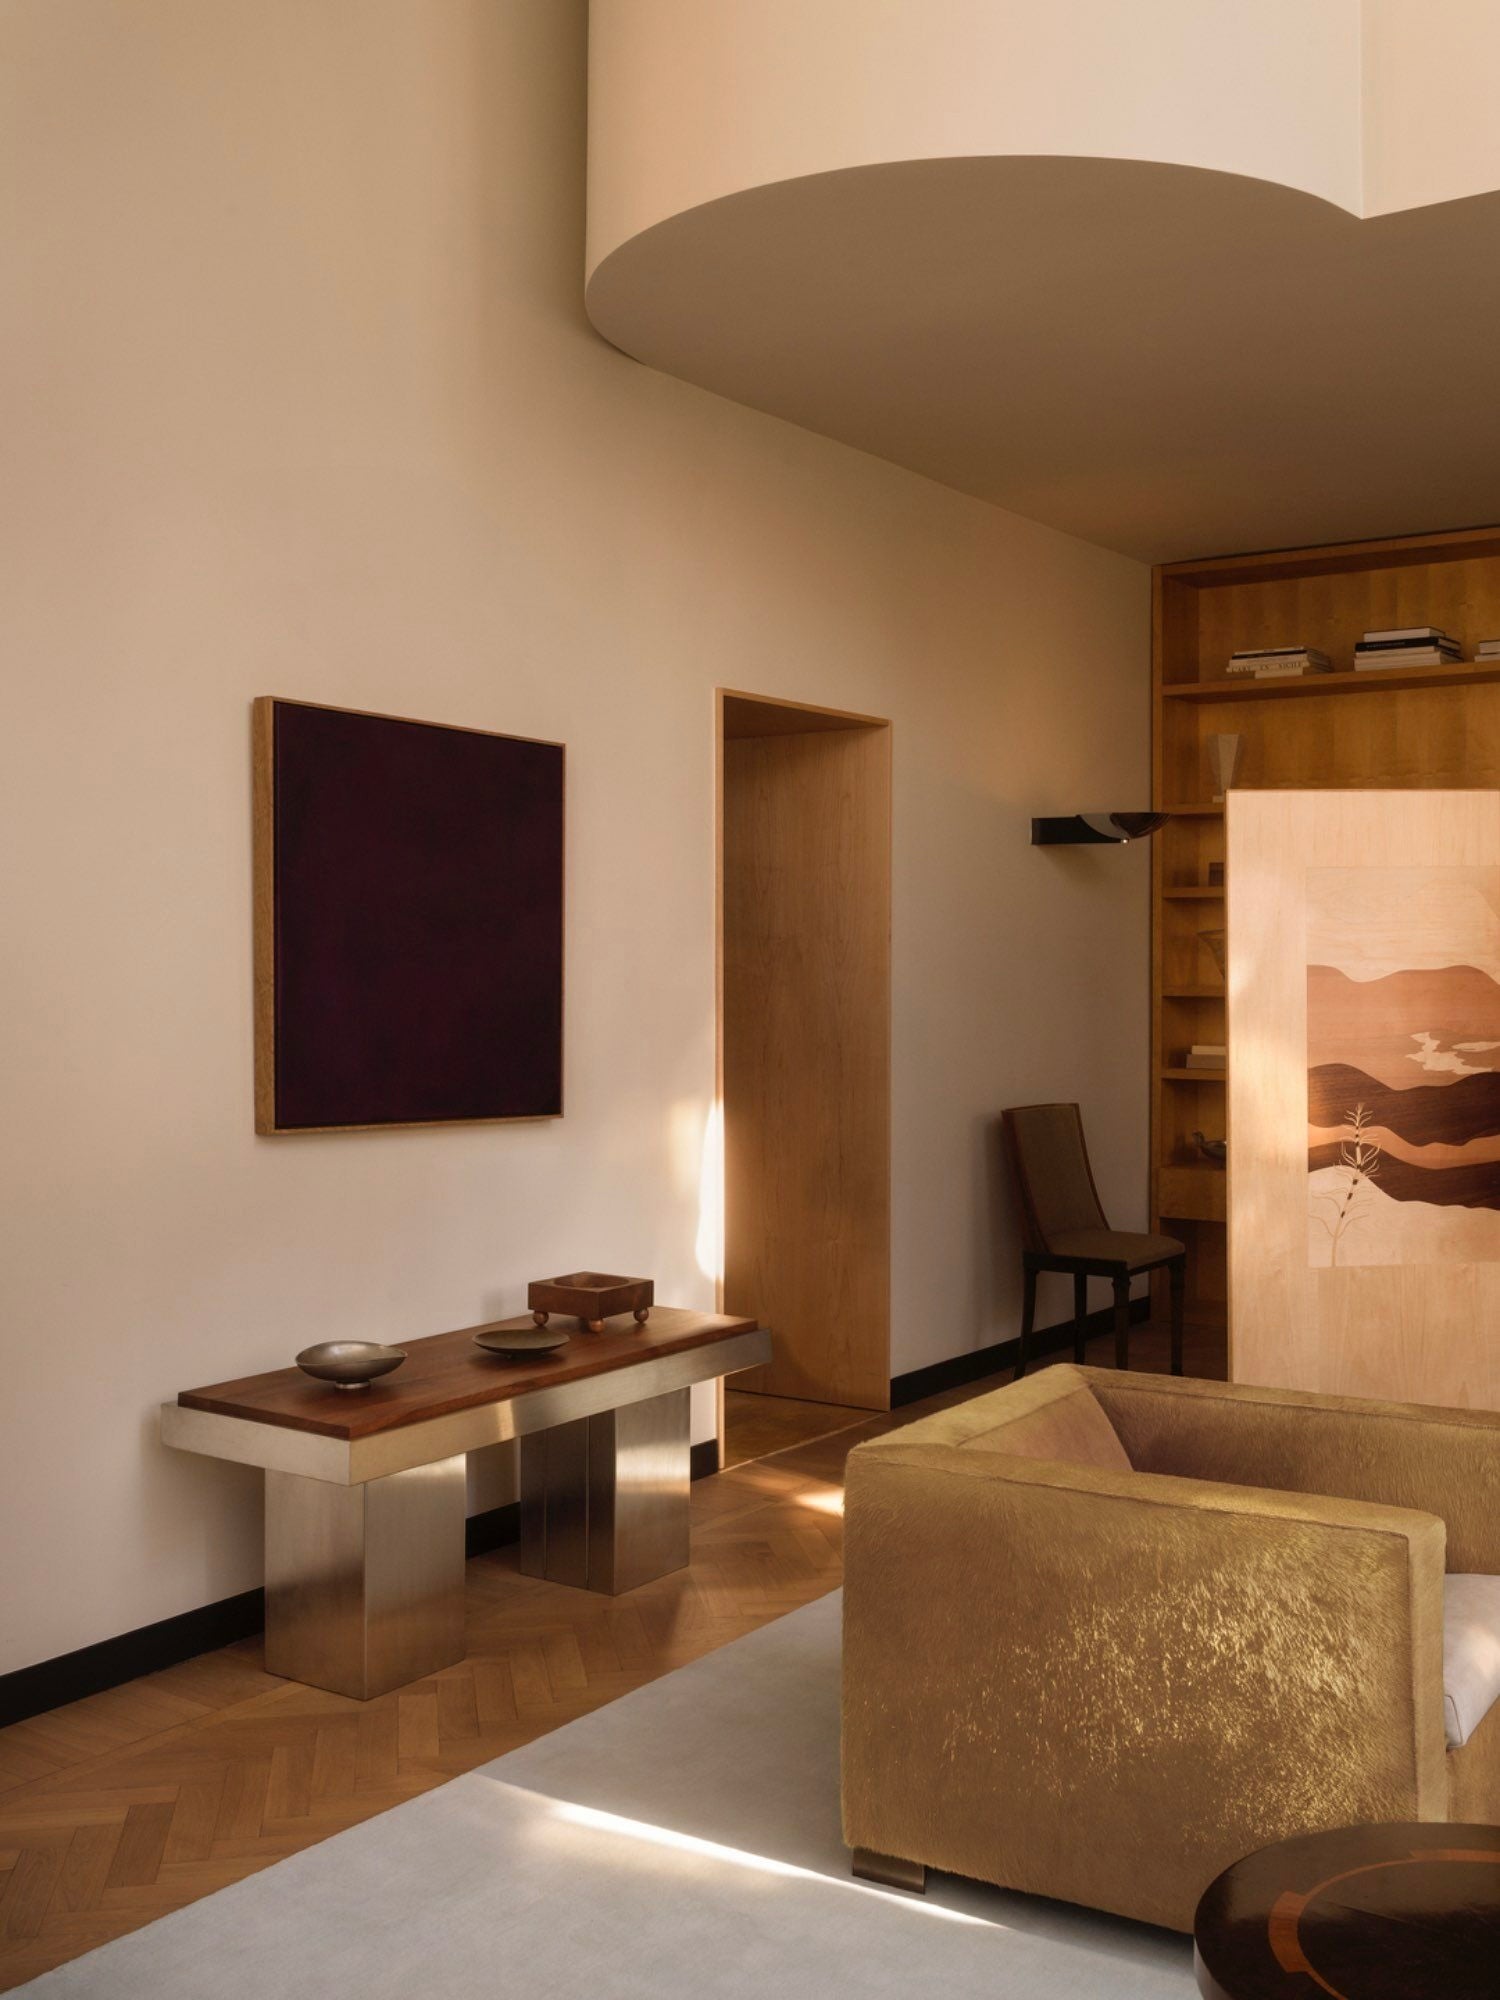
263, 700, 563, 1130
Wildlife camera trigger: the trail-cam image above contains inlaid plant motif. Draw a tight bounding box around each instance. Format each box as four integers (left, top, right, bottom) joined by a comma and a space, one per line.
1310, 1103, 1381, 1265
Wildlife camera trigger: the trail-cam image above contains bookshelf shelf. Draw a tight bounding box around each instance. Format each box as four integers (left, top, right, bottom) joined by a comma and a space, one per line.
1163, 659, 1500, 703
1151, 521, 1500, 1338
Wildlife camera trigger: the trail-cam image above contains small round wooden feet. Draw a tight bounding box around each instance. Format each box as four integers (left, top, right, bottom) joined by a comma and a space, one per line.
587, 1318, 605, 1334
633, 1306, 650, 1324
532, 1309, 549, 1327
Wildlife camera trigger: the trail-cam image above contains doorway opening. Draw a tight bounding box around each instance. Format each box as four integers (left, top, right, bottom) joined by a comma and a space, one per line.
715, 690, 892, 1470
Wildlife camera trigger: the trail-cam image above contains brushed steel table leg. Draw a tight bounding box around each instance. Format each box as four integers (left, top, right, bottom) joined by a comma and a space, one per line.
264, 1456, 466, 1700
519, 1387, 691, 1594
519, 1416, 590, 1587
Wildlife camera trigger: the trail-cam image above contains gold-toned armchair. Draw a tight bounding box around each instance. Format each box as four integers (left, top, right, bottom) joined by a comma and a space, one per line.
841, 1365, 1500, 1931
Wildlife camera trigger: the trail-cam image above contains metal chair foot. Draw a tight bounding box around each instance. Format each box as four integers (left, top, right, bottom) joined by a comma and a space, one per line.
852, 1846, 927, 1894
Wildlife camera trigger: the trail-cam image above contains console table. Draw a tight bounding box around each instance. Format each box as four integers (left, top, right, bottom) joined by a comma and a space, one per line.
162, 1308, 769, 1700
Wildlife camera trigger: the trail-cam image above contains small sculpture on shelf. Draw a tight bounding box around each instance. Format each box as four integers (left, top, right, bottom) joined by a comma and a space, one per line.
1192, 1131, 1227, 1164
1205, 733, 1244, 802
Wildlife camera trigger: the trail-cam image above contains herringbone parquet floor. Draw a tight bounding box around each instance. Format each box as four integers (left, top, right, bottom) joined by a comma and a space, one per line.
0, 1323, 1223, 1991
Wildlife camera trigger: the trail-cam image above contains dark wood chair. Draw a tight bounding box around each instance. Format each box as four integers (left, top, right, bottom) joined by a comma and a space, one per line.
1001, 1103, 1184, 1379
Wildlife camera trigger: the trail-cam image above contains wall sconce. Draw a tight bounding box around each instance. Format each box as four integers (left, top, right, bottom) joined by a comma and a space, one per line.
1030, 812, 1170, 846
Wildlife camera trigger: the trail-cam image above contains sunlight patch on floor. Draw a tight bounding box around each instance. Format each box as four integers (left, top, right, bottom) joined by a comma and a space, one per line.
539, 1799, 995, 1926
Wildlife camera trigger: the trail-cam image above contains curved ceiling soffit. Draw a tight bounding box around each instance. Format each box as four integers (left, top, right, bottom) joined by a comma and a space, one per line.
586, 154, 1500, 563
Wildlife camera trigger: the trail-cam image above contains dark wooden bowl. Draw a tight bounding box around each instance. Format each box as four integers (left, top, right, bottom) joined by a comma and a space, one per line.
528, 1272, 654, 1333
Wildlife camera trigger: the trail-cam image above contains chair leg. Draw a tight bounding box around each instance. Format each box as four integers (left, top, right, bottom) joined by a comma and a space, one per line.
1169, 1255, 1185, 1376
1072, 1271, 1088, 1363
1112, 1274, 1131, 1371
852, 1847, 927, 1894
1015, 1263, 1037, 1380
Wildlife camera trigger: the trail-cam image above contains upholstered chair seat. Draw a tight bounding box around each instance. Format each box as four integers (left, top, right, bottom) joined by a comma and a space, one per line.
1045, 1227, 1184, 1266
841, 1365, 1500, 1932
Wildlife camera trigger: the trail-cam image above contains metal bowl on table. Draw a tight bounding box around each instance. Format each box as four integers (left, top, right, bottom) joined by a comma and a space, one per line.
472, 1324, 570, 1361
294, 1341, 407, 1391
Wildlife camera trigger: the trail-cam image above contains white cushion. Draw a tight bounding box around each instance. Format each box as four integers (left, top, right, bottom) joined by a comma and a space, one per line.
1443, 1574, 1500, 1748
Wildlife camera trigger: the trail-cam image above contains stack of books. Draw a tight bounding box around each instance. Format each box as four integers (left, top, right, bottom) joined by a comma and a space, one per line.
1185, 1043, 1227, 1072
1353, 626, 1462, 669
1226, 646, 1331, 679
1478, 638, 1500, 661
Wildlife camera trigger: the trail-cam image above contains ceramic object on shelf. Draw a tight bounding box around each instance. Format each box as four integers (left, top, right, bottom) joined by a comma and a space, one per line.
294, 1341, 406, 1391
1206, 732, 1244, 802
471, 1324, 570, 1360
1192, 1131, 1228, 1163
528, 1271, 654, 1333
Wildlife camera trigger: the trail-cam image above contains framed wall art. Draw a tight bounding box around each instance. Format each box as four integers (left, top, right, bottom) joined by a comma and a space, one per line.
253, 697, 564, 1134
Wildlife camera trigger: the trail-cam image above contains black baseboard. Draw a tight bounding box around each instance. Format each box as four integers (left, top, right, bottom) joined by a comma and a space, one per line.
0, 1587, 268, 1730
2, 1433, 728, 1729
889, 1295, 1151, 1408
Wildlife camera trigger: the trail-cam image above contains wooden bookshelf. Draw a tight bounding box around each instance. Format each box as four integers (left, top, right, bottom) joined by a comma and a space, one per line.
1151, 523, 1500, 1336
1162, 659, 1500, 702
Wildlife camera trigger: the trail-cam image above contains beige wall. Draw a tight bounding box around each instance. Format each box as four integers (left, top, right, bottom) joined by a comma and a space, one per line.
0, 0, 1148, 1673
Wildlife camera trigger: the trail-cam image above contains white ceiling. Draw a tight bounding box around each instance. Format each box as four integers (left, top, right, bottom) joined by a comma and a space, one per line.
586, 156, 1500, 563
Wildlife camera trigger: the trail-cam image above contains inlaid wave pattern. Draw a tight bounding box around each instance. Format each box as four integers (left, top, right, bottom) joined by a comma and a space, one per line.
1307, 965, 1500, 1091
1308, 963, 1500, 1222
1307, 1063, 1500, 1149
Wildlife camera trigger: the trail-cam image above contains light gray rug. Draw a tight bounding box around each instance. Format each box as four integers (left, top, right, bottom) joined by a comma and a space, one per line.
21, 1593, 1194, 1997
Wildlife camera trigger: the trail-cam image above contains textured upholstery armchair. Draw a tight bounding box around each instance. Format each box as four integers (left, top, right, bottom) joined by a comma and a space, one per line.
842, 1365, 1500, 1932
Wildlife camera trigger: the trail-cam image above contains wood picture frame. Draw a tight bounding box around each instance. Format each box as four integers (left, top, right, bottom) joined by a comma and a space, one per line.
252, 697, 565, 1135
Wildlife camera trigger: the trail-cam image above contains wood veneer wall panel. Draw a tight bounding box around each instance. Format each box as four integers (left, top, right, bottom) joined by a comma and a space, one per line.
1170, 683, 1500, 795
1227, 788, 1500, 1406
1153, 526, 1500, 1349
721, 723, 891, 1409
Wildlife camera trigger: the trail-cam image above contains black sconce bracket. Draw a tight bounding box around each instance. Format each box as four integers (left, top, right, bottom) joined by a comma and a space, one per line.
1030, 812, 1170, 846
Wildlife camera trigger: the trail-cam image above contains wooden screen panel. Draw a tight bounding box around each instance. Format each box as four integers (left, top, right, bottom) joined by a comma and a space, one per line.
253, 698, 564, 1133
720, 718, 891, 1409
1228, 789, 1500, 1407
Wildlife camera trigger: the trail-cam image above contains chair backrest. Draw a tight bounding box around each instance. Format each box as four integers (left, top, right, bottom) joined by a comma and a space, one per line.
1001, 1103, 1109, 1254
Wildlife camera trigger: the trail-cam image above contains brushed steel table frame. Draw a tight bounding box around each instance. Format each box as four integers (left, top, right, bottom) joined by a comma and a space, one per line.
161, 1326, 769, 1701
519, 1388, 691, 1594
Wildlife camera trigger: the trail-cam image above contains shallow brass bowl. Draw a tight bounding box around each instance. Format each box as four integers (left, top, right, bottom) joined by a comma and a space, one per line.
294, 1340, 407, 1391
472, 1325, 570, 1360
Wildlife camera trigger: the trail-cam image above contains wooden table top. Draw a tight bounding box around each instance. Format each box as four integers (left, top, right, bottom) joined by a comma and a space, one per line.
177, 1308, 759, 1441
1194, 1820, 1500, 2000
